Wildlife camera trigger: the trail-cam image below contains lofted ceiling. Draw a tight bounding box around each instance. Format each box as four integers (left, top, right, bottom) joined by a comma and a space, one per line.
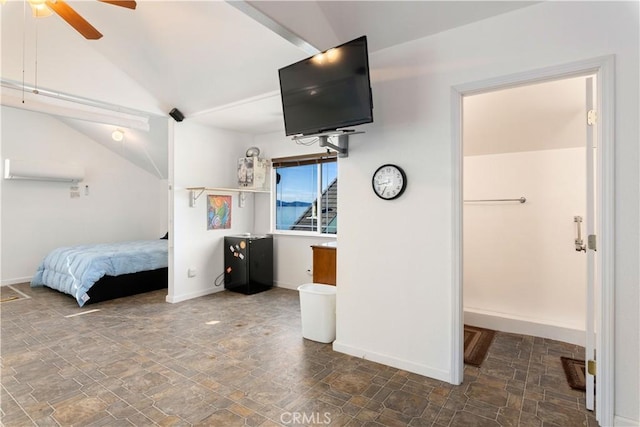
1, 0, 541, 178
463, 75, 590, 156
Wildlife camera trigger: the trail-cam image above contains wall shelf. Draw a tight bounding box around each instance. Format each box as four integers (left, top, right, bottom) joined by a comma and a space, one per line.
186, 186, 270, 207
186, 186, 270, 193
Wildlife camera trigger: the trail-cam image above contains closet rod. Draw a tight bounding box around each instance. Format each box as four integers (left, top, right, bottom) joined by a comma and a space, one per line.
464, 197, 526, 204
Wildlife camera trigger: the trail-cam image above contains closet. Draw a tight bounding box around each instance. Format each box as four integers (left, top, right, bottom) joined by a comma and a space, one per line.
462, 76, 589, 346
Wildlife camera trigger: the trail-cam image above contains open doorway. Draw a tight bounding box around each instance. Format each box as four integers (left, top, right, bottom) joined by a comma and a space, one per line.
451, 56, 615, 426
462, 76, 590, 346
462, 75, 596, 413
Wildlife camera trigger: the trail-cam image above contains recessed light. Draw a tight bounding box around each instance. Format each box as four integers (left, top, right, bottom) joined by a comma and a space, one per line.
112, 129, 124, 141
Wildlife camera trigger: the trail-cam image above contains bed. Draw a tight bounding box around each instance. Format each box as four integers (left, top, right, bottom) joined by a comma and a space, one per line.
31, 239, 168, 306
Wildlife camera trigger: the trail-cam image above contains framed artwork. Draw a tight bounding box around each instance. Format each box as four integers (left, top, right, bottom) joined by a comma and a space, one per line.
207, 195, 231, 230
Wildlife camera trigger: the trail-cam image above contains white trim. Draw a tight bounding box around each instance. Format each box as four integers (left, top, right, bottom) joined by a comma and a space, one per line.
226, 0, 320, 56
165, 286, 222, 304
167, 119, 175, 303
451, 55, 615, 427
189, 91, 280, 119
271, 162, 338, 236
1, 80, 152, 131
1, 277, 32, 286
596, 55, 616, 427
614, 416, 640, 426
270, 230, 337, 238
450, 85, 464, 385
464, 308, 585, 347
332, 340, 451, 383
585, 76, 596, 411
274, 282, 302, 291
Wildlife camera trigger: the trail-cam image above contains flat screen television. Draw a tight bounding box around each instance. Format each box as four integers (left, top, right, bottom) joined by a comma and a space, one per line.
278, 36, 373, 136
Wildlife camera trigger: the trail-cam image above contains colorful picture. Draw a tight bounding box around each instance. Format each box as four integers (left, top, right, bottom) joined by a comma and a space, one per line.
207, 195, 231, 230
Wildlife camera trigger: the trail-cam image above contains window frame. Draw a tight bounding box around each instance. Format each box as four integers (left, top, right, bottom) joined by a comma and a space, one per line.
271, 153, 338, 236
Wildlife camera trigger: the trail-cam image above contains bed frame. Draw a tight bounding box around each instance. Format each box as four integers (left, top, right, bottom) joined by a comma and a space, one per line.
84, 267, 168, 304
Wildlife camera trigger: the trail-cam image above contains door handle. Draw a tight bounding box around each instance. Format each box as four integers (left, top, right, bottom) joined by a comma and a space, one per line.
574, 216, 586, 252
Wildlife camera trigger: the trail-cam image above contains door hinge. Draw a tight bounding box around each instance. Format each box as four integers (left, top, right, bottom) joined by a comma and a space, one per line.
587, 109, 598, 125
587, 359, 596, 376
588, 234, 597, 251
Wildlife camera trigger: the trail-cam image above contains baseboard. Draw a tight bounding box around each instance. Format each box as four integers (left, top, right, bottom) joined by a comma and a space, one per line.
165, 286, 223, 303
1, 277, 32, 286
614, 415, 640, 426
333, 340, 451, 384
464, 308, 585, 346
168, 282, 300, 300
274, 281, 299, 291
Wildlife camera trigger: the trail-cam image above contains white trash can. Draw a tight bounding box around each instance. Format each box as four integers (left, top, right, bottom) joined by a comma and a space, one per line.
297, 283, 336, 343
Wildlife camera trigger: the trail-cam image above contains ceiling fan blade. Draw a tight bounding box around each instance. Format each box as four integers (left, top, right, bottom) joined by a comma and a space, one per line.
45, 0, 103, 40
98, 0, 137, 10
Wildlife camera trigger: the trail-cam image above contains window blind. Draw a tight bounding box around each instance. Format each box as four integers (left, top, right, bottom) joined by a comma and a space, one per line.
272, 152, 337, 168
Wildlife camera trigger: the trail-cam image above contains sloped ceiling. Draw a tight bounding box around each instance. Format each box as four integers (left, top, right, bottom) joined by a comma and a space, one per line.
464, 76, 589, 156
1, 0, 541, 178
248, 1, 539, 53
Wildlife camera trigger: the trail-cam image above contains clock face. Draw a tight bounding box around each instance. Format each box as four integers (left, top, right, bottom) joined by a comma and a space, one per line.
372, 164, 407, 200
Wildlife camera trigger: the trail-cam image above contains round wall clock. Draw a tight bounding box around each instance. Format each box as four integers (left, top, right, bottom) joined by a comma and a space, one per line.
372, 164, 407, 200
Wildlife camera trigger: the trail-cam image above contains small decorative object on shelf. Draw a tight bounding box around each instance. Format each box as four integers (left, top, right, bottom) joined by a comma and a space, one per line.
238, 157, 270, 190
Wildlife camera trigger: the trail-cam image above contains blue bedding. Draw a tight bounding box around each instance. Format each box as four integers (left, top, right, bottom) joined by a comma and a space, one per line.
31, 240, 168, 306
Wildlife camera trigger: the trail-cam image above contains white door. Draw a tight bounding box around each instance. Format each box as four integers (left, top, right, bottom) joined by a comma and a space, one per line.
584, 76, 597, 411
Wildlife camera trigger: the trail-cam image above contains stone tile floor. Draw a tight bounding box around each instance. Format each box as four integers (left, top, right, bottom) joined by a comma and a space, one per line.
1, 283, 596, 426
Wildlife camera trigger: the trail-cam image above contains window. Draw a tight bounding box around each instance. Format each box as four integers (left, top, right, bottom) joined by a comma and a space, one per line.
273, 153, 338, 234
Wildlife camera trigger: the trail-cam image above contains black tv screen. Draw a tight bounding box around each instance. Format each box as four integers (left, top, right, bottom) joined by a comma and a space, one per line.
278, 36, 373, 136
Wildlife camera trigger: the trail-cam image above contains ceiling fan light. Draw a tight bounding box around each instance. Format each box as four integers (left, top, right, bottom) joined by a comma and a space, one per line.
29, 1, 52, 18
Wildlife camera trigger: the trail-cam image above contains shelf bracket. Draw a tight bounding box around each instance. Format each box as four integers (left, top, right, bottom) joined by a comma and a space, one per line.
318, 134, 349, 158
186, 186, 270, 207
293, 130, 363, 158
189, 188, 205, 207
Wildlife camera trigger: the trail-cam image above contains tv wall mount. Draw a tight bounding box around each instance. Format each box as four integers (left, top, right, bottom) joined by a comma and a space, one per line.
292, 130, 364, 158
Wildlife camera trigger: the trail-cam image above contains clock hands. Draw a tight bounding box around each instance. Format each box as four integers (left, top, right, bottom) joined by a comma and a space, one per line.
372, 164, 407, 200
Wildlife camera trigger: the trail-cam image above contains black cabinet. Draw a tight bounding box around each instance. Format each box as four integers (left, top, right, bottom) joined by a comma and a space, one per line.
224, 234, 273, 295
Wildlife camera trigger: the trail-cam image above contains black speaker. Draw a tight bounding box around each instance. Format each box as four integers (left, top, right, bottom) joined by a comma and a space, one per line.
169, 108, 184, 122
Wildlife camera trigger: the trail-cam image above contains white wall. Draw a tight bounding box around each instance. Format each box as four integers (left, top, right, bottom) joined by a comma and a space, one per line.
170, 121, 256, 303
464, 148, 586, 345
0, 106, 167, 285
331, 2, 638, 423
170, 125, 338, 299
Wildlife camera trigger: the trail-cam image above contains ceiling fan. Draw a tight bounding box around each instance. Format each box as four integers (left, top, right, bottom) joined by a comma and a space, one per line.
28, 0, 136, 40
